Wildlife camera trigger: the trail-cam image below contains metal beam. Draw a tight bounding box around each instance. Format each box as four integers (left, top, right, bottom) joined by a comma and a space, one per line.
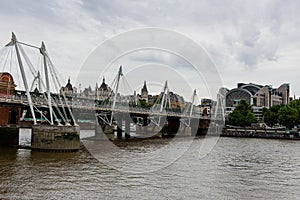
40, 42, 53, 125
110, 65, 123, 125
10, 33, 37, 124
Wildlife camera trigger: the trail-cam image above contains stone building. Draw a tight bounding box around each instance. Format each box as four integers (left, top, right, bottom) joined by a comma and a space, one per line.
0, 72, 16, 96
0, 72, 20, 126
140, 81, 148, 102
200, 98, 214, 116
79, 77, 112, 100
60, 78, 77, 97
95, 77, 112, 101
169, 92, 185, 109
225, 83, 290, 121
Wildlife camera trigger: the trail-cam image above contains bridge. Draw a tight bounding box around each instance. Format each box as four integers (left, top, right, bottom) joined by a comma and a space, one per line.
0, 90, 205, 119
0, 33, 225, 150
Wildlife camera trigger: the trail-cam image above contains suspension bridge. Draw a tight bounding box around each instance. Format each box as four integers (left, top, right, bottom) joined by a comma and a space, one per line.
0, 33, 225, 150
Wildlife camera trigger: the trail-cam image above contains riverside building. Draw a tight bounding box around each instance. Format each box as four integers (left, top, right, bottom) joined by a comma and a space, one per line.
225, 83, 290, 122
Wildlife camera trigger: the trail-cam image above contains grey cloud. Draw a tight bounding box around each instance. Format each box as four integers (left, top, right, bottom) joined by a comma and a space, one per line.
0, 0, 300, 97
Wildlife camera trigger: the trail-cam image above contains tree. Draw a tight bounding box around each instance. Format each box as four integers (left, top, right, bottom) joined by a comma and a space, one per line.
289, 99, 300, 126
262, 108, 275, 127
278, 105, 298, 129
228, 100, 257, 127
139, 99, 149, 108
262, 104, 283, 127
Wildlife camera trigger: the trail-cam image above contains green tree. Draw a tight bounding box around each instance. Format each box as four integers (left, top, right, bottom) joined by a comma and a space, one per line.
139, 99, 149, 108
278, 105, 298, 129
228, 100, 257, 127
262, 104, 283, 127
289, 99, 300, 126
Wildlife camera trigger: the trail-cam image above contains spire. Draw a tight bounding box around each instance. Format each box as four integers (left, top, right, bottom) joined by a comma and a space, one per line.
68, 76, 70, 84
100, 76, 108, 91
142, 80, 148, 92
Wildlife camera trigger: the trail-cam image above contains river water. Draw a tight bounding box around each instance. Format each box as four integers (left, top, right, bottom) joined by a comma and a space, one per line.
0, 129, 299, 199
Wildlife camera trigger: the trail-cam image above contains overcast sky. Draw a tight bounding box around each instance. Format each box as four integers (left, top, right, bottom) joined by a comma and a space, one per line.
0, 0, 300, 100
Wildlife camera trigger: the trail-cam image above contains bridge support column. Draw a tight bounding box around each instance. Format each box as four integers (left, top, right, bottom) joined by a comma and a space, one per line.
0, 126, 19, 147
165, 117, 180, 136
117, 125, 122, 139
31, 125, 80, 152
125, 118, 130, 139
143, 116, 148, 126
0, 104, 21, 147
114, 114, 123, 139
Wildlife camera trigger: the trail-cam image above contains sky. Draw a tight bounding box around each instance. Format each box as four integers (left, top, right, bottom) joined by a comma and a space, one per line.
0, 0, 300, 100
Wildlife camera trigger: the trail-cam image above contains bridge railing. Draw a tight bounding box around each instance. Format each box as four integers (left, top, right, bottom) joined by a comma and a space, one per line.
0, 94, 203, 118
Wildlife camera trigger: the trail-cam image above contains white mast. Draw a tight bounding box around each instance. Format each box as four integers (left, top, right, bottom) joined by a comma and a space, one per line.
160, 81, 168, 112
189, 89, 196, 117
37, 71, 41, 92
188, 89, 197, 126
40, 42, 54, 125
8, 33, 37, 124
110, 65, 123, 124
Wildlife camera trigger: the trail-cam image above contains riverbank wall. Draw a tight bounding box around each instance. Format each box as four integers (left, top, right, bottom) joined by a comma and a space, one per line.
222, 128, 300, 140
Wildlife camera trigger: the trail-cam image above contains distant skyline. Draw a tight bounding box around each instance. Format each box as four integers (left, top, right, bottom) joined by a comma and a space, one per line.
0, 0, 300, 99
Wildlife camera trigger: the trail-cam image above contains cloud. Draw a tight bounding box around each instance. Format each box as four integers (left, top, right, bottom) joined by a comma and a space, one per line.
0, 0, 300, 97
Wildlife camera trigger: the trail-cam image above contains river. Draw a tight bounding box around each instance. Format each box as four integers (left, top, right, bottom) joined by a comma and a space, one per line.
0, 129, 299, 199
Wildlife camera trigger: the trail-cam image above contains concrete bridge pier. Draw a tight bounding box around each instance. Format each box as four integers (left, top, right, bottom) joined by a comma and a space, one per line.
112, 113, 123, 139
143, 116, 148, 126
198, 118, 210, 135
31, 125, 80, 152
117, 125, 122, 139
114, 113, 131, 139
0, 126, 19, 147
124, 118, 130, 139
165, 117, 180, 136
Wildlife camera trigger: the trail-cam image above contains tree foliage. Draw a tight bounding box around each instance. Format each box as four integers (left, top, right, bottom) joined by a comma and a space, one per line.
278, 105, 298, 129
262, 100, 300, 128
228, 100, 257, 127
262, 104, 282, 127
289, 99, 300, 125
139, 99, 149, 108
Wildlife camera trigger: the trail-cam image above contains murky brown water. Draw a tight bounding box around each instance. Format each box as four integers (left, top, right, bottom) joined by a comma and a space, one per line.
0, 130, 299, 199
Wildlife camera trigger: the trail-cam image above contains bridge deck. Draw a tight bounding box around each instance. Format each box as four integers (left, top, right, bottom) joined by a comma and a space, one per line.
0, 96, 211, 119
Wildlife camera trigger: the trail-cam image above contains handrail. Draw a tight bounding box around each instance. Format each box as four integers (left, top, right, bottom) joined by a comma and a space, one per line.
0, 94, 206, 119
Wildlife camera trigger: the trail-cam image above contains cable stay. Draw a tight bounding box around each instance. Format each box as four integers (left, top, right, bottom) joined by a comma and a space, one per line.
95, 65, 140, 126
180, 89, 198, 127
3, 32, 77, 126
147, 80, 172, 127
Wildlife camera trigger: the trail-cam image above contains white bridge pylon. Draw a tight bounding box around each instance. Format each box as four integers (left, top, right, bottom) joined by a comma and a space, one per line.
93, 65, 201, 138
148, 80, 171, 127
180, 89, 197, 127
96, 65, 134, 126
4, 32, 77, 126
95, 66, 175, 127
